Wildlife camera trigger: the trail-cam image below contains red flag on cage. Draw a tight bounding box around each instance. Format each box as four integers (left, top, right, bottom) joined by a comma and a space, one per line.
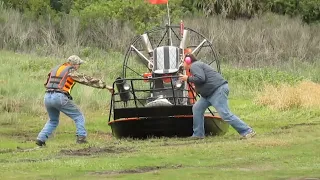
148, 0, 168, 4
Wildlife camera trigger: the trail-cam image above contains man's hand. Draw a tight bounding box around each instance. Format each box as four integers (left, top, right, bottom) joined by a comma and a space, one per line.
105, 85, 114, 94
179, 73, 188, 82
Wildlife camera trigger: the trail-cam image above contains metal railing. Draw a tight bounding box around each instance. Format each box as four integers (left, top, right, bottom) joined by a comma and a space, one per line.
111, 75, 196, 108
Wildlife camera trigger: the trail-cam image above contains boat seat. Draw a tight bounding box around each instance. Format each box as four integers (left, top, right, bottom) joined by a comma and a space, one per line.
153, 46, 180, 74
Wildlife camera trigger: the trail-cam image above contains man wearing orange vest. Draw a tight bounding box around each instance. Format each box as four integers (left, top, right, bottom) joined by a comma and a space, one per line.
36, 55, 113, 146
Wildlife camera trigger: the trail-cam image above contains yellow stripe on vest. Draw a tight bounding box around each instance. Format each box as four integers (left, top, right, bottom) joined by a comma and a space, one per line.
56, 65, 67, 76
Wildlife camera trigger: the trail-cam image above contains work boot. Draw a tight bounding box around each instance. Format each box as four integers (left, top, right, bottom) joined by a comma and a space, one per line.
76, 136, 88, 144
35, 139, 46, 147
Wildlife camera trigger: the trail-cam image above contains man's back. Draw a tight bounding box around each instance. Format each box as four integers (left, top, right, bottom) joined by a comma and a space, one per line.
189, 61, 227, 97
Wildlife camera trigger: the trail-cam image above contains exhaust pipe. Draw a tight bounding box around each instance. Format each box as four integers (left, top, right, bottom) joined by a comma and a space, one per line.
179, 29, 189, 50
141, 33, 153, 56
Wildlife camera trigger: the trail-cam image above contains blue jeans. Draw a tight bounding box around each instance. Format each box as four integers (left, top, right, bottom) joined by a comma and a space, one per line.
192, 83, 252, 137
37, 92, 87, 142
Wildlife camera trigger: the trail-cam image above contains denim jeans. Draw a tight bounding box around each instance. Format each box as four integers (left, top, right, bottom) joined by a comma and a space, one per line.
37, 92, 87, 142
192, 83, 252, 137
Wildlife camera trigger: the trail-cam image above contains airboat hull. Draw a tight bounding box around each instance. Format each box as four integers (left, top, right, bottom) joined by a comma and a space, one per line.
108, 106, 229, 139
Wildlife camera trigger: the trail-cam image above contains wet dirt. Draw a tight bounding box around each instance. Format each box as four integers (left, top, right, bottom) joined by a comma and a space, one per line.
160, 140, 206, 147
280, 122, 320, 129
0, 122, 13, 126
60, 146, 133, 156
281, 178, 320, 180
0, 149, 15, 154
89, 164, 183, 175
1, 131, 35, 143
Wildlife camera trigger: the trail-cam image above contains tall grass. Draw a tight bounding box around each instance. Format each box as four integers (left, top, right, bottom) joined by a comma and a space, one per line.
0, 3, 135, 57
0, 4, 319, 68
185, 14, 320, 67
221, 66, 308, 99
255, 81, 320, 110
0, 51, 123, 124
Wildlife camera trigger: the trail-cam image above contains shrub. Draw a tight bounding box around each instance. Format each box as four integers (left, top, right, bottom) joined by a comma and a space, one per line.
299, 0, 320, 23
72, 0, 186, 33
271, 0, 320, 23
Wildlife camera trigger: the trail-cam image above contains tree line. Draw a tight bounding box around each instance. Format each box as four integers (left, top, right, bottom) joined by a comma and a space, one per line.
1, 0, 319, 32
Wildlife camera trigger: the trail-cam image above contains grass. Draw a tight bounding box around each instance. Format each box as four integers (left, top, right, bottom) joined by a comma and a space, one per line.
0, 102, 319, 180
0, 51, 320, 180
256, 81, 320, 110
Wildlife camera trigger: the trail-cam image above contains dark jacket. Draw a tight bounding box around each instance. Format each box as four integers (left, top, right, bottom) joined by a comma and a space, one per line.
187, 61, 227, 97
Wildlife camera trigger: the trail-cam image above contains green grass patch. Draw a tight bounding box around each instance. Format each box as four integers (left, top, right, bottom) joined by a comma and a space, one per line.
0, 51, 319, 179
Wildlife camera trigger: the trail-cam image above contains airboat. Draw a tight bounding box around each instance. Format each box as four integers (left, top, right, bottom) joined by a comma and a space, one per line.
108, 21, 229, 139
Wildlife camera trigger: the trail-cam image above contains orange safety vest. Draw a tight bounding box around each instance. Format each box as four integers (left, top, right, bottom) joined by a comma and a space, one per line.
45, 64, 75, 94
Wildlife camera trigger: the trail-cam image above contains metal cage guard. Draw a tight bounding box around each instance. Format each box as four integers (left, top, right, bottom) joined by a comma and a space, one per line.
108, 75, 218, 123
